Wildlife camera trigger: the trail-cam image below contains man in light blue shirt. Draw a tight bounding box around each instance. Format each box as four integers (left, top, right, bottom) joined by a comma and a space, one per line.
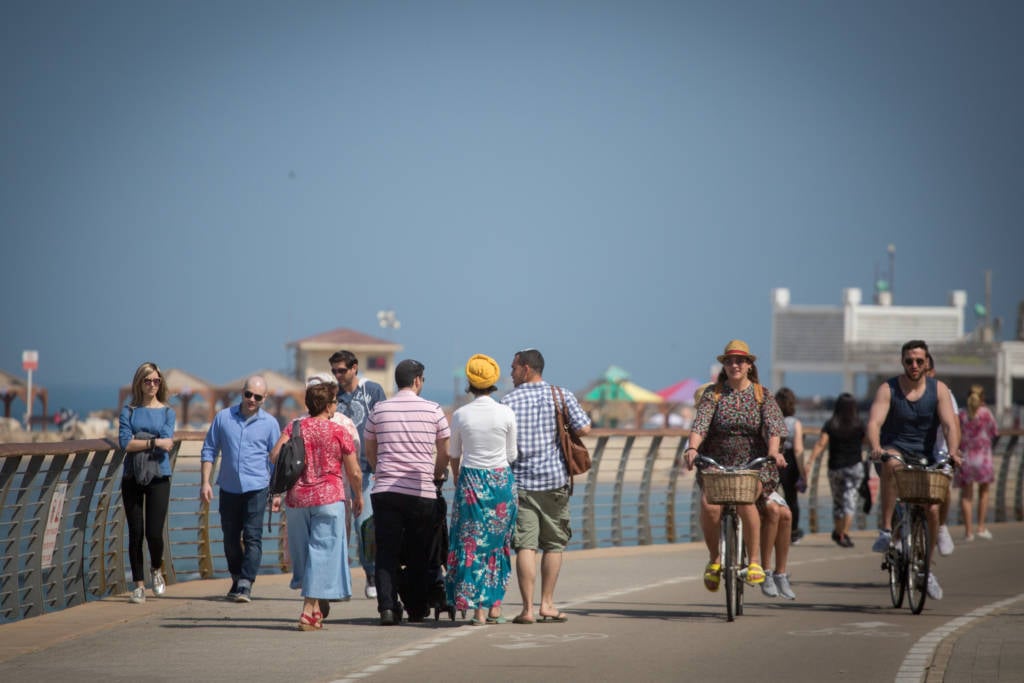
200, 375, 281, 603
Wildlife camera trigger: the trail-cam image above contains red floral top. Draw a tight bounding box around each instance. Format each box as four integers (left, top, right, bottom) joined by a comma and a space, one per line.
282, 417, 356, 509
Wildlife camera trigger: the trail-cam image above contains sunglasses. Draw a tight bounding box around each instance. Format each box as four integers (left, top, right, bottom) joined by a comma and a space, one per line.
722, 356, 750, 366
903, 358, 927, 367
331, 366, 351, 375
243, 390, 265, 402
143, 378, 162, 386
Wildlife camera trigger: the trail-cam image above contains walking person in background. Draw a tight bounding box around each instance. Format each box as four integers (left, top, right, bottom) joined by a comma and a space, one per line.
775, 388, 805, 544
445, 354, 518, 626
957, 385, 998, 541
806, 393, 865, 548
119, 362, 176, 604
867, 340, 961, 600
684, 340, 790, 597
365, 359, 450, 625
330, 350, 387, 600
502, 348, 591, 624
200, 376, 281, 603
927, 353, 959, 557
270, 379, 362, 631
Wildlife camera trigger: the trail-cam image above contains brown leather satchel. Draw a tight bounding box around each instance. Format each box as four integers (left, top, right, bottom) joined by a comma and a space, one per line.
551, 386, 591, 492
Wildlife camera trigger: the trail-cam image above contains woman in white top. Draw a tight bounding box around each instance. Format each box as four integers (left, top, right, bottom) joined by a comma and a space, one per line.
444, 354, 518, 625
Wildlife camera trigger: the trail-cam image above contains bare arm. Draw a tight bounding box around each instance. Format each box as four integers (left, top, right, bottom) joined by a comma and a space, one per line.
434, 437, 451, 481
343, 452, 363, 516
806, 431, 829, 472
268, 431, 289, 464
936, 381, 962, 466
866, 382, 892, 459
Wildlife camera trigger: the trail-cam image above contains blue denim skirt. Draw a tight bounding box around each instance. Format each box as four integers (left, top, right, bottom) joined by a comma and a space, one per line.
286, 500, 351, 599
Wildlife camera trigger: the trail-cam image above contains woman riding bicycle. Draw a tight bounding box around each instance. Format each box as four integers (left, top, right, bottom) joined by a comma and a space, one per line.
685, 340, 788, 593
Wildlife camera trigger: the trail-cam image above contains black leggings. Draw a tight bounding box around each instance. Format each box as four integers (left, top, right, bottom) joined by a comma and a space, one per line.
780, 448, 801, 532
122, 476, 171, 582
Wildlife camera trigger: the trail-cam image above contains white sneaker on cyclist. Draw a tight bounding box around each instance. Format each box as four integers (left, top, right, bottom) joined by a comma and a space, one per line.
761, 570, 778, 598
937, 525, 955, 556
872, 530, 892, 553
774, 573, 796, 600
927, 573, 943, 600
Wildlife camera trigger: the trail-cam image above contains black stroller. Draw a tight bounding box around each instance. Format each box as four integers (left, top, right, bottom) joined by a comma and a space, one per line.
396, 475, 458, 622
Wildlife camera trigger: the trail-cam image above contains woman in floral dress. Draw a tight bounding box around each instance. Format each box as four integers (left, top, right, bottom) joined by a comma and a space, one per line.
957, 385, 999, 541
684, 340, 788, 596
445, 354, 518, 625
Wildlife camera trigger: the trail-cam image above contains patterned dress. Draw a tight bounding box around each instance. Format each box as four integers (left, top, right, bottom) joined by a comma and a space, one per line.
955, 406, 998, 487
690, 383, 788, 497
445, 467, 518, 612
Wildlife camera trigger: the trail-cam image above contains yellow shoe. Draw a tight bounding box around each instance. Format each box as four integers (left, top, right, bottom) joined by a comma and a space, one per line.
703, 562, 722, 592
745, 562, 766, 585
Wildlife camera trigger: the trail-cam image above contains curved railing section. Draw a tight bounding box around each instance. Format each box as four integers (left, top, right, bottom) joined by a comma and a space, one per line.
2, 427, 1021, 623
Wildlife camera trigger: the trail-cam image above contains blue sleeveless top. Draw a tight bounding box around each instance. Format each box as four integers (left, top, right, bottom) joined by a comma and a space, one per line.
880, 376, 939, 460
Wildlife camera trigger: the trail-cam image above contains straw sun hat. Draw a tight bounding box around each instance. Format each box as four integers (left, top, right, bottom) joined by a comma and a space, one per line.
716, 339, 757, 364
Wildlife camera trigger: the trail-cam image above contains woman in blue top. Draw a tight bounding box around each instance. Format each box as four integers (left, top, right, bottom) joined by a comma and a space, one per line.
118, 362, 176, 604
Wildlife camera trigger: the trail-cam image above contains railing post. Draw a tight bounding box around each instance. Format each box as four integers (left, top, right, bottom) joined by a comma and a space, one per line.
580, 436, 606, 549
637, 436, 662, 545
610, 436, 635, 547
665, 437, 687, 543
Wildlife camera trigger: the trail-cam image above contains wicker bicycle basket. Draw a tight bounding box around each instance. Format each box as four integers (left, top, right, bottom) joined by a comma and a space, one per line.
894, 469, 951, 505
701, 470, 760, 505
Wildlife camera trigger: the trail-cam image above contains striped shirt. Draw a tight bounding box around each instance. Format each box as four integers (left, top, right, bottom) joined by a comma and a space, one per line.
501, 380, 590, 491
365, 389, 451, 499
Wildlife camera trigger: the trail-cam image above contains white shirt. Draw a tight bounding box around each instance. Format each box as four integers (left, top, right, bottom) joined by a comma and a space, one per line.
450, 395, 518, 470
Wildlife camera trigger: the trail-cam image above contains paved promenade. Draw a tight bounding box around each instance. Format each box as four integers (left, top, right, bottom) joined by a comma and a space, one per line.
2, 524, 1022, 682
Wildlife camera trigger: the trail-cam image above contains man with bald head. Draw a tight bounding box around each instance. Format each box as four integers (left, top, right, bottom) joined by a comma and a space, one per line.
201, 376, 282, 602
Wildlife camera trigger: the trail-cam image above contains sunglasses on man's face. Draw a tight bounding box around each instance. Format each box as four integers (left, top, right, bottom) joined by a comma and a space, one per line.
903, 357, 927, 367
244, 390, 265, 402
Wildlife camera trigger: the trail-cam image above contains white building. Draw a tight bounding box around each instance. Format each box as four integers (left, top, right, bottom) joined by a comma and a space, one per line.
770, 287, 1024, 423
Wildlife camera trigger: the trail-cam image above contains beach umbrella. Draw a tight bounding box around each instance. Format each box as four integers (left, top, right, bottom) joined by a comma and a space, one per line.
583, 380, 664, 403
656, 378, 703, 405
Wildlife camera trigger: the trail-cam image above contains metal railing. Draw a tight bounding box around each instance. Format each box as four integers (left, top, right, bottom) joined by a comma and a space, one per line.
2, 427, 1022, 623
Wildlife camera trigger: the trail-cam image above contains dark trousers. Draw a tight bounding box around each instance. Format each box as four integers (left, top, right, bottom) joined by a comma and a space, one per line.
219, 488, 268, 584
372, 491, 436, 616
780, 448, 801, 534
122, 476, 171, 582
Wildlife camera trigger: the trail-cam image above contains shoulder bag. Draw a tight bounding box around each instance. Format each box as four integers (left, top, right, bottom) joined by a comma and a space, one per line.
551, 386, 591, 494
270, 419, 306, 495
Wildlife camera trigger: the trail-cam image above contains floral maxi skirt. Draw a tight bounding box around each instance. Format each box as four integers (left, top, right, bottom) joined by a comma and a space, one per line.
445, 466, 517, 612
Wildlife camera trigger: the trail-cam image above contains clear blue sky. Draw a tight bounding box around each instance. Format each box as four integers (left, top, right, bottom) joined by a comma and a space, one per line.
3, 1, 1023, 408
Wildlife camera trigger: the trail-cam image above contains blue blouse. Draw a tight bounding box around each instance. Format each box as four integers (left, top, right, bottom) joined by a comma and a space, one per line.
119, 405, 177, 478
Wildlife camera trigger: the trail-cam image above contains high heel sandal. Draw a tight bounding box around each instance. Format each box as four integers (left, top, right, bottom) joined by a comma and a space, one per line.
298, 611, 322, 631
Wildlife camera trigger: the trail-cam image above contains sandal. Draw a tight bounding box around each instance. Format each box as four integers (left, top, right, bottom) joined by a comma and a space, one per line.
745, 562, 766, 585
298, 611, 322, 631
703, 562, 722, 592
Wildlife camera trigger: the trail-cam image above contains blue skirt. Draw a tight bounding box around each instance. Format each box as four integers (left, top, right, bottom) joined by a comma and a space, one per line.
286, 500, 351, 599
445, 466, 517, 611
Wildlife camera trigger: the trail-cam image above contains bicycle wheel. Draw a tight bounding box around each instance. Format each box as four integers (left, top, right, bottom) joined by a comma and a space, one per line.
907, 509, 930, 615
723, 512, 739, 622
736, 518, 746, 616
887, 507, 906, 608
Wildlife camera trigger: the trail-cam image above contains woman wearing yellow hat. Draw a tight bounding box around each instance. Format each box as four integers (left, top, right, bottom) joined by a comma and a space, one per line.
684, 340, 791, 598
444, 354, 519, 625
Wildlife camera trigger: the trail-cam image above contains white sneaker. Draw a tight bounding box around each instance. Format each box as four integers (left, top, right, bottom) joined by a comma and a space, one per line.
761, 570, 778, 597
872, 530, 892, 553
937, 525, 954, 556
365, 581, 377, 599
976, 528, 993, 540
926, 573, 943, 600
774, 573, 796, 600
152, 569, 166, 596
129, 586, 146, 604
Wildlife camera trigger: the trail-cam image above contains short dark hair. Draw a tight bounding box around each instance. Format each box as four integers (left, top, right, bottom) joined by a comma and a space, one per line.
305, 383, 335, 415
901, 339, 929, 358
395, 359, 425, 389
775, 387, 796, 417
515, 348, 545, 375
329, 350, 358, 367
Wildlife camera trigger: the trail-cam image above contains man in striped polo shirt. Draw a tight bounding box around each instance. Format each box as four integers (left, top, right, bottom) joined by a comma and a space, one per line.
502, 348, 591, 624
364, 359, 451, 625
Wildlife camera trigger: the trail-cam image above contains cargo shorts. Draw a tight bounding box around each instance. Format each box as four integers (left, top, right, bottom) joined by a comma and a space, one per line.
513, 486, 572, 552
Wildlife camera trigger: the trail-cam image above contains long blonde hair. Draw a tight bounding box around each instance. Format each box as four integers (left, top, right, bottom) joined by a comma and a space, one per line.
966, 385, 985, 419
130, 362, 168, 406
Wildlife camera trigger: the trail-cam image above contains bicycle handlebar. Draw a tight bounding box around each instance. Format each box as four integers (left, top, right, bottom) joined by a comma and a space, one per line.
695, 455, 769, 472
879, 449, 951, 470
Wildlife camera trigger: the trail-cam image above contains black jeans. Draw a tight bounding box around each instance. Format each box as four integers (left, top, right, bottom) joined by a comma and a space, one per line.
122, 476, 171, 582
780, 447, 801, 534
219, 488, 268, 585
372, 491, 436, 616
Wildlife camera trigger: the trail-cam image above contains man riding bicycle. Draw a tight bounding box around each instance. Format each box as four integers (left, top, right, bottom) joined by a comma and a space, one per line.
866, 340, 961, 600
